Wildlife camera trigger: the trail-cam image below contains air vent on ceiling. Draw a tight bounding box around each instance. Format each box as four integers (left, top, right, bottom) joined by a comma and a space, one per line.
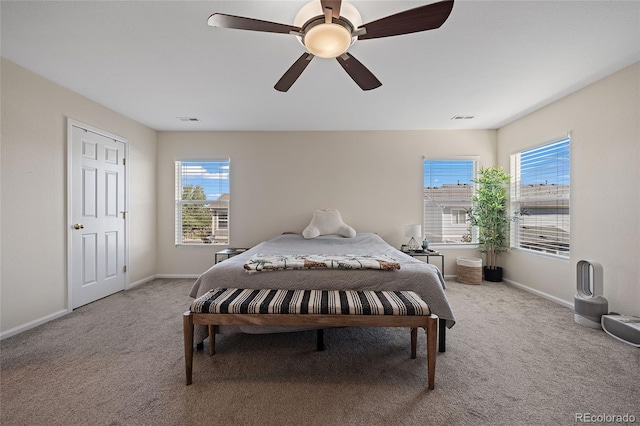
177, 117, 200, 122
451, 115, 475, 120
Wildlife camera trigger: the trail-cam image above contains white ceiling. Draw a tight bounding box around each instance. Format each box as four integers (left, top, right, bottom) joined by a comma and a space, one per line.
2, 1, 639, 131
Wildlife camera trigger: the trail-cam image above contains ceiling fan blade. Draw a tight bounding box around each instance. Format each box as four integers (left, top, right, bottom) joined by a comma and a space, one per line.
320, 0, 342, 20
274, 53, 315, 92
336, 53, 382, 91
358, 0, 454, 40
208, 13, 301, 35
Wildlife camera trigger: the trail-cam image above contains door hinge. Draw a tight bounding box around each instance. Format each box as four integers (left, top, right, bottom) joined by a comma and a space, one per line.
122, 211, 127, 219
123, 158, 126, 166
123, 265, 127, 273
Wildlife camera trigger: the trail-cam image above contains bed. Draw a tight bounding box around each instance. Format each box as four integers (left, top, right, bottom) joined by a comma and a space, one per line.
189, 232, 455, 344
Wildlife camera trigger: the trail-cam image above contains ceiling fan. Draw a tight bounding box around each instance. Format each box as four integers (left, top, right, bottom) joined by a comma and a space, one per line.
207, 0, 454, 92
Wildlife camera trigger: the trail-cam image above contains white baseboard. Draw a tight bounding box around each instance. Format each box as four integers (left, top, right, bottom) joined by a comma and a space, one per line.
1, 274, 199, 340
503, 278, 574, 310
128, 275, 157, 289
0, 309, 70, 340
128, 274, 197, 288
155, 274, 200, 279
1, 275, 571, 341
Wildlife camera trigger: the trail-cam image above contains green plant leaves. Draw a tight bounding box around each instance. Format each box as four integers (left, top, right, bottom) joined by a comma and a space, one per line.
468, 166, 510, 268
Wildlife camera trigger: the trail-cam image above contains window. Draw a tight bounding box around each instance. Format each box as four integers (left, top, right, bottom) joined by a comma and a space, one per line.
510, 137, 570, 256
175, 160, 230, 245
450, 209, 467, 224
423, 159, 478, 245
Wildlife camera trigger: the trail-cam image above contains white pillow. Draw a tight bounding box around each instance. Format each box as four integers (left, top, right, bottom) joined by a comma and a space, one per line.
302, 209, 356, 239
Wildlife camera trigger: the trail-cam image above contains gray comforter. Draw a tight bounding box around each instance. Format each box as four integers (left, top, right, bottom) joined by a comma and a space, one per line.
189, 233, 455, 343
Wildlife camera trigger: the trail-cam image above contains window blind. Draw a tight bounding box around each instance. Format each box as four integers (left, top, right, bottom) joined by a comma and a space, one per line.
175, 160, 230, 245
510, 138, 570, 256
423, 159, 477, 245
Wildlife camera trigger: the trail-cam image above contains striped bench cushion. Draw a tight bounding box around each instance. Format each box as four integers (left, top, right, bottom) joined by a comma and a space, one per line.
190, 288, 430, 316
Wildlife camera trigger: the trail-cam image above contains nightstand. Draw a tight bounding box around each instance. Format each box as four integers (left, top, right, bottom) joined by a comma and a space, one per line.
215, 248, 249, 264
404, 250, 445, 274
403, 249, 447, 353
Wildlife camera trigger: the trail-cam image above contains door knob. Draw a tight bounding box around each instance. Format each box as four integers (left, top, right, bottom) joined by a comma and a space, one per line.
73, 224, 85, 229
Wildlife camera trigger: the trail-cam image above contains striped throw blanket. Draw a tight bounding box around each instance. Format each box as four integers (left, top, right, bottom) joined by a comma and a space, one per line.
191, 288, 430, 316
243, 254, 400, 273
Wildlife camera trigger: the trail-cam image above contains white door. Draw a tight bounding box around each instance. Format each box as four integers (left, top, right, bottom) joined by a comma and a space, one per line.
69, 123, 127, 308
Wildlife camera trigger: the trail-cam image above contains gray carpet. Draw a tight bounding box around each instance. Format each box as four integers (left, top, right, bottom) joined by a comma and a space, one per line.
1, 278, 638, 426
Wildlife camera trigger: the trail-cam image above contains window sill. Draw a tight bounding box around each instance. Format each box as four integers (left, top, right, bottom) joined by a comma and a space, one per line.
175, 243, 226, 247
430, 243, 479, 250
510, 247, 570, 261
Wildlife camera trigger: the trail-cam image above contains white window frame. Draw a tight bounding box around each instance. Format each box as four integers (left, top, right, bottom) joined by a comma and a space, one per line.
510, 136, 570, 257
175, 159, 230, 246
423, 157, 479, 247
450, 208, 467, 225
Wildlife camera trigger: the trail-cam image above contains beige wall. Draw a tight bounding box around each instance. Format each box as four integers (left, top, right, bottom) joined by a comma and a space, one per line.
497, 62, 640, 317
3, 53, 638, 337
156, 130, 497, 276
0, 58, 158, 335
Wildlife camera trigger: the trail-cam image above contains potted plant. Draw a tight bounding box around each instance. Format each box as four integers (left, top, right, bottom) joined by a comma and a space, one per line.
468, 166, 510, 282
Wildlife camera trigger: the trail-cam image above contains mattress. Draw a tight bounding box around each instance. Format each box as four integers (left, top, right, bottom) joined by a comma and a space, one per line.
189, 233, 455, 343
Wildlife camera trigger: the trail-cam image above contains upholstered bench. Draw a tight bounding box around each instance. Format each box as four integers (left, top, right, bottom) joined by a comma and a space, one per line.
183, 288, 439, 389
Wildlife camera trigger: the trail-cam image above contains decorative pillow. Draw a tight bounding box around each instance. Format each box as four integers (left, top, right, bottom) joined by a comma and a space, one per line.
302, 209, 356, 239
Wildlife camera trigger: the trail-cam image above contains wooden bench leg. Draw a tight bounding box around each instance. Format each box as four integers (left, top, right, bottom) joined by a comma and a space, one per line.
410, 328, 417, 359
183, 311, 194, 386
426, 315, 438, 390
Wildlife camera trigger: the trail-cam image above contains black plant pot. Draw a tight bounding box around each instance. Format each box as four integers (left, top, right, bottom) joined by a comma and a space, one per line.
484, 266, 503, 282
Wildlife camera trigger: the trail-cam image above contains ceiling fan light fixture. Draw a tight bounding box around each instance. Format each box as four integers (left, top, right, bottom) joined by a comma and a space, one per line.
208, 0, 455, 91
303, 23, 352, 58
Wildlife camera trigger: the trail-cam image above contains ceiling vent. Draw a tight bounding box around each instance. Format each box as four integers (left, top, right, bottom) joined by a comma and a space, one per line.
451, 115, 475, 120
177, 117, 200, 122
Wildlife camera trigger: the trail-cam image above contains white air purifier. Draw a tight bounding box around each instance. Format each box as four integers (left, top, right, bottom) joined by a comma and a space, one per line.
601, 315, 640, 347
574, 260, 608, 329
